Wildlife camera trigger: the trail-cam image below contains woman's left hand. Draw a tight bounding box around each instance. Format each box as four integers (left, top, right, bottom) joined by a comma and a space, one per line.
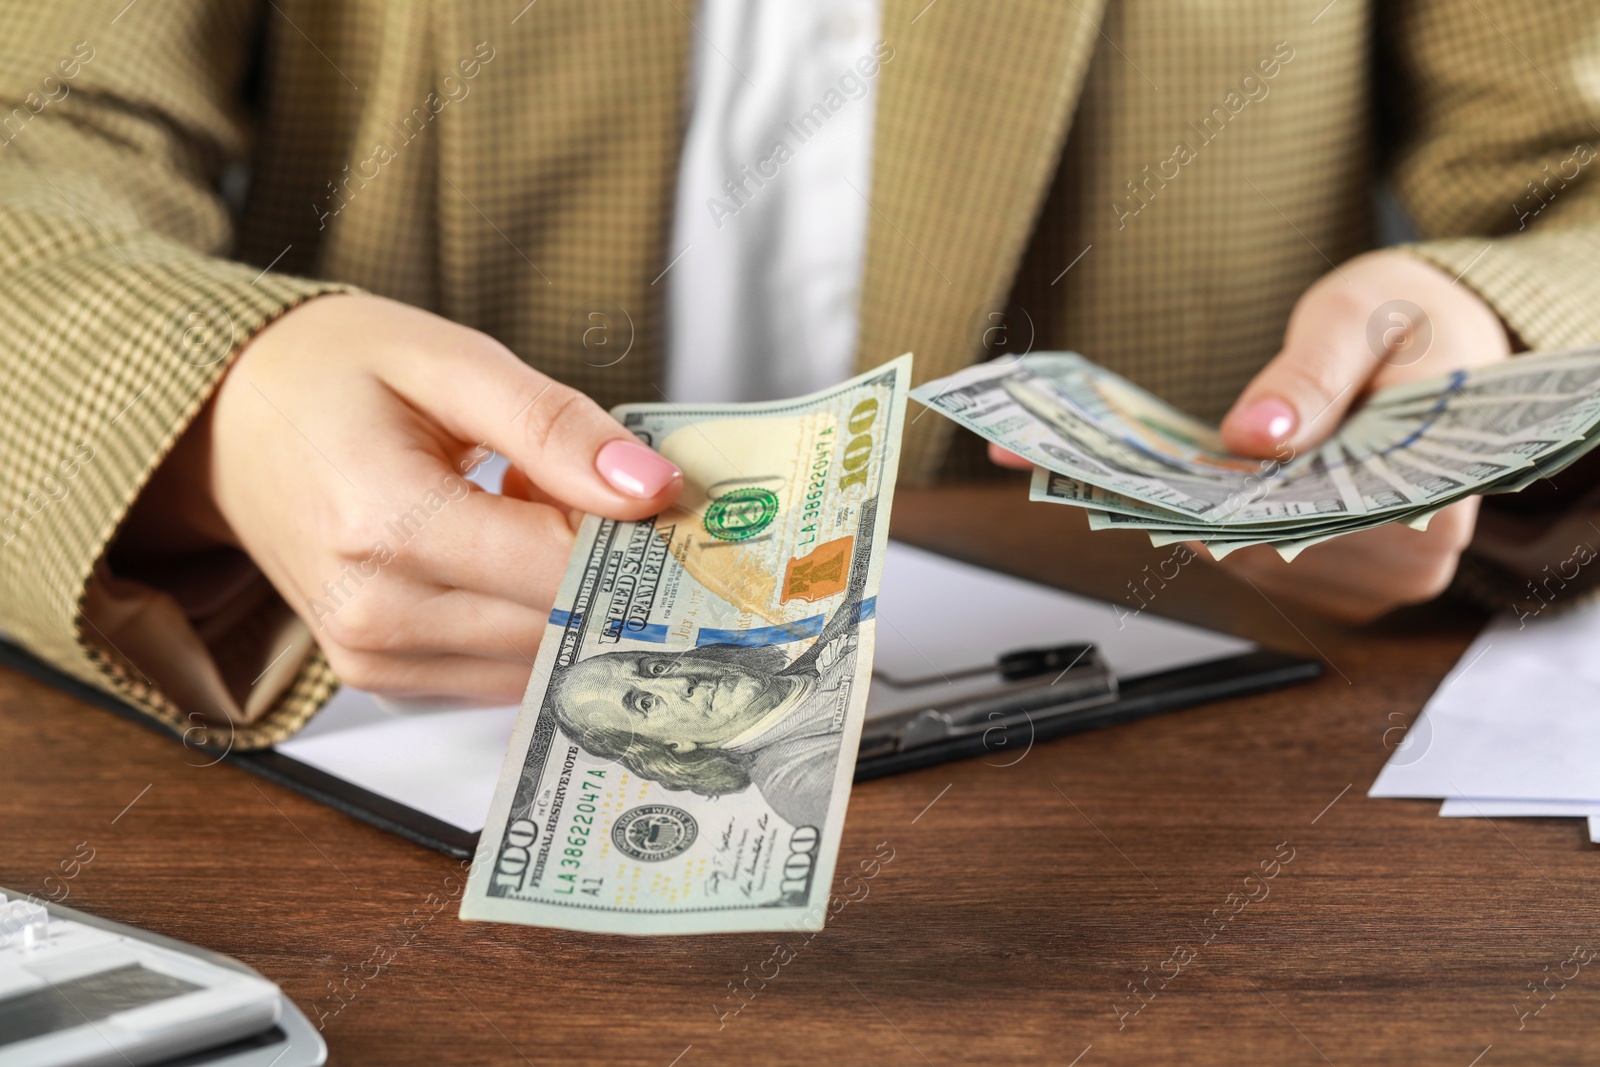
990, 249, 1514, 623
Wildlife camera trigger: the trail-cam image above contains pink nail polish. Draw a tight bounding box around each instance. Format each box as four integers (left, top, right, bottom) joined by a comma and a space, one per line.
596, 439, 681, 499
1236, 397, 1298, 444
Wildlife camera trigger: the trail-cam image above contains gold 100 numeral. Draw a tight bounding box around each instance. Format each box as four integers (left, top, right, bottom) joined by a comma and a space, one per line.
837, 397, 881, 491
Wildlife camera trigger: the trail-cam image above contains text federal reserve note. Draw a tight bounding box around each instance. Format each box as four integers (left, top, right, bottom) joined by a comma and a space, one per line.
461, 355, 911, 934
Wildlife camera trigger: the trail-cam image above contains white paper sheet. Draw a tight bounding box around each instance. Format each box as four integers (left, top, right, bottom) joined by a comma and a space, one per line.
872, 542, 1253, 685
1369, 597, 1600, 803
1438, 798, 1600, 818
278, 541, 1256, 833
276, 696, 517, 832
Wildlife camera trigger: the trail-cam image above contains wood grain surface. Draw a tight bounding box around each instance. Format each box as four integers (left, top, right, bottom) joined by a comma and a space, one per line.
4, 482, 1596, 1067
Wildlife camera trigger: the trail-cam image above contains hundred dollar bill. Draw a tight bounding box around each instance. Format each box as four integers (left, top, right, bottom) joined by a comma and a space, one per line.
912, 353, 1363, 523
461, 355, 911, 934
916, 347, 1600, 556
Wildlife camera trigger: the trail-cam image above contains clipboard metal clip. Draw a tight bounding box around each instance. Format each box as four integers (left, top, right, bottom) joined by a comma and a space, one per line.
858, 643, 1118, 759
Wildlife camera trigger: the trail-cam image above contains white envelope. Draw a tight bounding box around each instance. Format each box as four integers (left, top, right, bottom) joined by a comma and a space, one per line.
1370, 598, 1600, 803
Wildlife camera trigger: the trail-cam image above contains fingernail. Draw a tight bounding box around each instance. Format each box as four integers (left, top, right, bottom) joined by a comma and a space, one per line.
596, 439, 681, 499
1233, 397, 1297, 443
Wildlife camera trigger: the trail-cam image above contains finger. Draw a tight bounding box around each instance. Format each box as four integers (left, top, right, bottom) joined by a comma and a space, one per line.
492, 464, 585, 532
324, 648, 532, 704
1210, 501, 1476, 621
1218, 548, 1414, 624
381, 489, 576, 609
988, 443, 1033, 469
501, 464, 560, 506
311, 580, 546, 662
1220, 282, 1378, 458
378, 316, 682, 518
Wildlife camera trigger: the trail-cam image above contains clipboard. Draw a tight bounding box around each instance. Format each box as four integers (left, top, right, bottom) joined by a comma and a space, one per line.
0, 543, 1319, 860
854, 642, 1318, 780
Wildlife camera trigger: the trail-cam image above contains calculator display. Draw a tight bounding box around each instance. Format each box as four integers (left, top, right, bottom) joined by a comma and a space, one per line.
0, 963, 200, 1045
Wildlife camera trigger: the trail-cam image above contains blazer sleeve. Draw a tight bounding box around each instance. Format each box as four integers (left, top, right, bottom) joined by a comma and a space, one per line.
0, 1, 352, 744
1388, 0, 1600, 349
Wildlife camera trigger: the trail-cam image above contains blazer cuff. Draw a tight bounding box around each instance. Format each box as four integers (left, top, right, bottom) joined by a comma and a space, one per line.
1, 250, 356, 748
1402, 225, 1600, 353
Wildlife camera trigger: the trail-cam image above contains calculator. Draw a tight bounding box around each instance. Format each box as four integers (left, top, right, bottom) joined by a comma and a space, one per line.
0, 890, 310, 1067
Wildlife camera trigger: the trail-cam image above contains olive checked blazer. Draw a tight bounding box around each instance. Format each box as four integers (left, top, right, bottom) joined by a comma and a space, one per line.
1, 0, 1597, 746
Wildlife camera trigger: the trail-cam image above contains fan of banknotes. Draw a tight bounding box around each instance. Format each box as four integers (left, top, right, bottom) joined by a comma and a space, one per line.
910, 348, 1600, 559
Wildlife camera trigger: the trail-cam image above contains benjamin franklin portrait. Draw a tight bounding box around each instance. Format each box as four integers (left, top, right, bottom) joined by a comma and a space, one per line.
548, 626, 858, 831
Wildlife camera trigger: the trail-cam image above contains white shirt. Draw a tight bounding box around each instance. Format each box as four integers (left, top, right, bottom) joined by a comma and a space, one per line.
664, 0, 884, 403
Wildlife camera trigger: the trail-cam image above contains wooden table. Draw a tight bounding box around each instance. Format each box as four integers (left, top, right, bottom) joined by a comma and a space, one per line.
4, 482, 1596, 1066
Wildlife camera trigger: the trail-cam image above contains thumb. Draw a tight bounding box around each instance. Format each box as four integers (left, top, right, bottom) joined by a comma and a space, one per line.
988, 442, 1033, 470
1220, 288, 1379, 458
385, 335, 681, 519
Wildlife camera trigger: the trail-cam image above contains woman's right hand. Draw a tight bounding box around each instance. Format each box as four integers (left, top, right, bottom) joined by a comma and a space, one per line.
125, 293, 682, 703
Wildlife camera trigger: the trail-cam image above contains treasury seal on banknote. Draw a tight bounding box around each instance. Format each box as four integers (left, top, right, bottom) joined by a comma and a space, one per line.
611, 805, 698, 861
702, 485, 781, 540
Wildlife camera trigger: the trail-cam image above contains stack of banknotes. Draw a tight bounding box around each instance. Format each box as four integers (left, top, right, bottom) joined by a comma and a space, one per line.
911, 348, 1600, 559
